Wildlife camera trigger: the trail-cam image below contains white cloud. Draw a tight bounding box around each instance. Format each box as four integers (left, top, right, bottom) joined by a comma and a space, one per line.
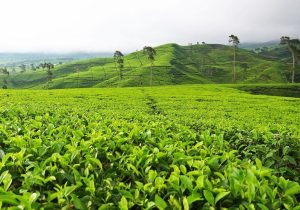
0, 0, 299, 52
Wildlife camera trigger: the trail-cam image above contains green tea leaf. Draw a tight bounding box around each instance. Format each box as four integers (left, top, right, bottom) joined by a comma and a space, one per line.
255, 158, 262, 169
203, 190, 214, 206
215, 191, 230, 204
180, 175, 193, 191
183, 196, 189, 210
187, 192, 202, 205
0, 194, 18, 205
285, 183, 300, 195
155, 195, 168, 210
118, 196, 128, 210
257, 203, 269, 210
71, 195, 85, 210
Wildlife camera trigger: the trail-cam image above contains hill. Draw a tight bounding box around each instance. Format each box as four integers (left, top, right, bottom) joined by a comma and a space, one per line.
240, 40, 280, 50
0, 52, 112, 69
255, 45, 300, 63
1, 43, 299, 89
241, 40, 300, 63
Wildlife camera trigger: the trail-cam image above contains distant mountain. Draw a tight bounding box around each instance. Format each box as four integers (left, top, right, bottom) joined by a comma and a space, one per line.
240, 40, 280, 50
0, 52, 112, 67
240, 40, 300, 62
1, 43, 299, 89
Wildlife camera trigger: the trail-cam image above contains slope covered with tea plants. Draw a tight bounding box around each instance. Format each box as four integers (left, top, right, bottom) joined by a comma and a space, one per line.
0, 84, 300, 209
1, 43, 298, 89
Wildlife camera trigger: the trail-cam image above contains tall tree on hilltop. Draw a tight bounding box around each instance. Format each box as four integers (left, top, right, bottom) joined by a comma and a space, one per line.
143, 46, 156, 86
113, 51, 124, 82
229, 35, 240, 83
39, 62, 54, 88
280, 36, 300, 83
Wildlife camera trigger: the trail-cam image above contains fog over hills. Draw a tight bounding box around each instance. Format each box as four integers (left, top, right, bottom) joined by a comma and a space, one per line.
0, 52, 112, 66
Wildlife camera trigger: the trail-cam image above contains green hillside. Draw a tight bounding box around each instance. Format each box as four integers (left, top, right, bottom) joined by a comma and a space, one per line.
1, 43, 298, 89
256, 45, 300, 62
244, 41, 300, 63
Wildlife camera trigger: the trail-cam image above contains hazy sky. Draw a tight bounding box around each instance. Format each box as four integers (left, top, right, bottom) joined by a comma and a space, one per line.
0, 0, 299, 52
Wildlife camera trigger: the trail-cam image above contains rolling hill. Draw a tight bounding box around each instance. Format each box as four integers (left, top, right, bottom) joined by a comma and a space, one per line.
1, 43, 299, 89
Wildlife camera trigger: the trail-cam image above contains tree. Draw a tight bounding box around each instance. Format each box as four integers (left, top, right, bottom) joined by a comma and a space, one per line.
19, 64, 26, 73
241, 63, 249, 71
240, 63, 249, 80
47, 66, 53, 80
1, 67, 9, 75
1, 67, 9, 89
135, 50, 143, 66
46, 63, 54, 88
30, 64, 36, 71
76, 67, 80, 88
229, 35, 240, 83
11, 67, 16, 74
39, 62, 54, 87
113, 51, 124, 81
143, 46, 156, 86
280, 36, 300, 83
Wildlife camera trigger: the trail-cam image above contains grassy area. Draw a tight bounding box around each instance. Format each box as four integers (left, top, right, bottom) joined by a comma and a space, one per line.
0, 84, 300, 209
1, 43, 298, 89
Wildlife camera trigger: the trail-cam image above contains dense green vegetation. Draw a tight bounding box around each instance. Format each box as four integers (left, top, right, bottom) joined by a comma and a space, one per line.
1, 43, 298, 89
235, 84, 300, 98
1, 84, 300, 209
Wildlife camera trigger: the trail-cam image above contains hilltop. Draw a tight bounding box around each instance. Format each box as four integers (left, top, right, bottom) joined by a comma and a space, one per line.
1, 43, 298, 89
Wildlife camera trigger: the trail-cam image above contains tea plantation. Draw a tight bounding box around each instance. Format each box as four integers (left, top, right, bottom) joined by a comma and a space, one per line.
0, 85, 300, 209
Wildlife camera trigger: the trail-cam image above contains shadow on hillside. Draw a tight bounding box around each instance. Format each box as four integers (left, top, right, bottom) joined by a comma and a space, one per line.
237, 85, 300, 98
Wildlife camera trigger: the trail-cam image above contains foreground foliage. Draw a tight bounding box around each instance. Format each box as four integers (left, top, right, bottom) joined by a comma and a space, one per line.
0, 85, 300, 209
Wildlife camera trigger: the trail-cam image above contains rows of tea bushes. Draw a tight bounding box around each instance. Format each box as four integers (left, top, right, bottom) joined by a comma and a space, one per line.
0, 85, 300, 209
